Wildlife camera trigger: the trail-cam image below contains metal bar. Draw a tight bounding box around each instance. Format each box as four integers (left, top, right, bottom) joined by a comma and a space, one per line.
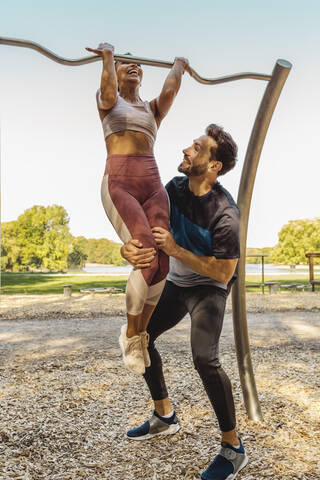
232, 59, 292, 421
262, 256, 265, 294
0, 36, 272, 85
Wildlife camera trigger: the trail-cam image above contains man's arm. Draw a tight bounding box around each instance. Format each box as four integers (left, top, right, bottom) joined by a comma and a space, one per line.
152, 227, 238, 284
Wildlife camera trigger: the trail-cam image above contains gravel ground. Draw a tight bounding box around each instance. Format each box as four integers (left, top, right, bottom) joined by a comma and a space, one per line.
0, 293, 319, 479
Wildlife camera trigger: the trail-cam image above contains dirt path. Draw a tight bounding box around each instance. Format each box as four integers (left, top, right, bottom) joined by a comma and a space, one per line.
0, 297, 319, 479
1, 291, 320, 320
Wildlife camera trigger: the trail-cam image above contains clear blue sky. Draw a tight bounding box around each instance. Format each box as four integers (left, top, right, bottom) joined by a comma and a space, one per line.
1, 0, 320, 247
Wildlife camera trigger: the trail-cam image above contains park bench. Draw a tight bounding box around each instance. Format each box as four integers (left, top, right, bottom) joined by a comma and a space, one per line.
80, 287, 124, 297
280, 284, 306, 292
306, 252, 320, 292
246, 282, 280, 293
63, 285, 124, 297
310, 280, 320, 291
264, 281, 280, 293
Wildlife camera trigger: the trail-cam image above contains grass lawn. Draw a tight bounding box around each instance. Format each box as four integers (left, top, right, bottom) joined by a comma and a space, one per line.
1, 273, 127, 295
1, 272, 316, 295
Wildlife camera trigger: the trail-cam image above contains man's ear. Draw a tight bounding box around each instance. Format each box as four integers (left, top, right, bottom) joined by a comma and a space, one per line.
209, 160, 222, 174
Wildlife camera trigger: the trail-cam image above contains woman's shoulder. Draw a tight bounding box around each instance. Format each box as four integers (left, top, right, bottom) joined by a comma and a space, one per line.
100, 94, 121, 122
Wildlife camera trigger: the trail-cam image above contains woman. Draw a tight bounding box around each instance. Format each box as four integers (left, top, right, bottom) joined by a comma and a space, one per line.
86, 42, 190, 374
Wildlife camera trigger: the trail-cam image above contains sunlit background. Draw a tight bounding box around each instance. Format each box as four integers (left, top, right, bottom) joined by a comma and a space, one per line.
1, 0, 319, 247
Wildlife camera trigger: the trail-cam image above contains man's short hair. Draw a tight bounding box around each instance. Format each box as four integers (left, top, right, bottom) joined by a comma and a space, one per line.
206, 124, 238, 176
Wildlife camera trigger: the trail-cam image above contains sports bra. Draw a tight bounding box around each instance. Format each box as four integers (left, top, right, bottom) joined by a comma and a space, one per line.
102, 95, 158, 143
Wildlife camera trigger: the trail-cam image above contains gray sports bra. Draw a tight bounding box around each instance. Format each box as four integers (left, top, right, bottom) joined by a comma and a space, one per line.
102, 95, 158, 143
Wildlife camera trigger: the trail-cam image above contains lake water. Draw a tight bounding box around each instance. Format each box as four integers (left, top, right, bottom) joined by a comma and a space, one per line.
82, 263, 314, 276
83, 264, 133, 275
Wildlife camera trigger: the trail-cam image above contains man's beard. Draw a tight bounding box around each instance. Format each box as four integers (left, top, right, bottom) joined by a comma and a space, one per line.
178, 161, 208, 177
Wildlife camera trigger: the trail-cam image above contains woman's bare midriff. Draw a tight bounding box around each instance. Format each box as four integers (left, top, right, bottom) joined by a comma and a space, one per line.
106, 131, 155, 155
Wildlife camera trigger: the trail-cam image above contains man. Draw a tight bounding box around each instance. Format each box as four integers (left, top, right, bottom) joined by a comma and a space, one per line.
120, 124, 248, 480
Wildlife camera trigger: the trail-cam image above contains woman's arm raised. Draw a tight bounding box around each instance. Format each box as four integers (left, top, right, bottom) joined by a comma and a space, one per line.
149, 57, 191, 126
86, 42, 118, 110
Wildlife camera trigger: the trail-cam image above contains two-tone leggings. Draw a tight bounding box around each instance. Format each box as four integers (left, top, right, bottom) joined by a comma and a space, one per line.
101, 154, 170, 316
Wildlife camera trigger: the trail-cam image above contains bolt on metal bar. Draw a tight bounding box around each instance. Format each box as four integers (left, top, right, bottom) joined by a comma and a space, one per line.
0, 36, 272, 85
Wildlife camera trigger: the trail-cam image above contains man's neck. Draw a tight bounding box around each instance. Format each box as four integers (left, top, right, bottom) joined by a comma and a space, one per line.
188, 176, 217, 196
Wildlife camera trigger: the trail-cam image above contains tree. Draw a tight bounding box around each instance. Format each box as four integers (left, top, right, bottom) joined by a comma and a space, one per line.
271, 217, 320, 264
1, 221, 21, 270
86, 238, 126, 266
1, 205, 72, 271
68, 236, 88, 269
1, 206, 126, 271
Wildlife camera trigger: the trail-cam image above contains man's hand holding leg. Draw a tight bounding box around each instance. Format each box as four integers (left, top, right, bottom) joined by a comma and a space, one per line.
120, 239, 156, 269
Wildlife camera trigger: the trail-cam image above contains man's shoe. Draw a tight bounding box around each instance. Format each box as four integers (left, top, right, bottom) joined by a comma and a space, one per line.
140, 331, 151, 367
201, 436, 248, 480
126, 410, 180, 441
119, 324, 145, 374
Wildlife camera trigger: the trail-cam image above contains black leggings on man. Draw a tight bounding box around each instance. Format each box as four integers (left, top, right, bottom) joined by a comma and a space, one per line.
143, 280, 236, 432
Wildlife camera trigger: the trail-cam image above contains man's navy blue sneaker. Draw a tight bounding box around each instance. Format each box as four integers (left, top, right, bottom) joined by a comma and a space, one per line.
201, 436, 248, 479
126, 410, 180, 441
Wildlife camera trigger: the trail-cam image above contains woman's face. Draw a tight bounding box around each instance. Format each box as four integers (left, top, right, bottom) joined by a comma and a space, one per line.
116, 61, 143, 90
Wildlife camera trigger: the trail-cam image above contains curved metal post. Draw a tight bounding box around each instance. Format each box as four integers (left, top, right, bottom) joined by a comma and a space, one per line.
232, 59, 292, 421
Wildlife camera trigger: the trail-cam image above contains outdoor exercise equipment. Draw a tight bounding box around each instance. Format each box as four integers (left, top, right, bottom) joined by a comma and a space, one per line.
0, 36, 292, 421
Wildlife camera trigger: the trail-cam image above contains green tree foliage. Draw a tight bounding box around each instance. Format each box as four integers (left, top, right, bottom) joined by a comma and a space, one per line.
1, 205, 72, 271
1, 206, 126, 271
67, 236, 88, 270
67, 236, 126, 268
271, 218, 320, 264
86, 238, 126, 266
1, 221, 19, 271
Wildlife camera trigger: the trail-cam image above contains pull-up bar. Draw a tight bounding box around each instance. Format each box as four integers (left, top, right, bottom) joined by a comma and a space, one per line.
0, 36, 272, 84
1, 35, 292, 422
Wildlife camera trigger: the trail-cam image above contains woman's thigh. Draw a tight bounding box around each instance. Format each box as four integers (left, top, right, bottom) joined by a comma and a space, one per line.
101, 175, 156, 248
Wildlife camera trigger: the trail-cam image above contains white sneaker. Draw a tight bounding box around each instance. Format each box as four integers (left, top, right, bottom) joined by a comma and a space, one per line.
140, 331, 151, 368
119, 325, 145, 374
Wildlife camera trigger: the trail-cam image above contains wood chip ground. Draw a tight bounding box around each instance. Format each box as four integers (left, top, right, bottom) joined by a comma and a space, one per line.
0, 293, 319, 479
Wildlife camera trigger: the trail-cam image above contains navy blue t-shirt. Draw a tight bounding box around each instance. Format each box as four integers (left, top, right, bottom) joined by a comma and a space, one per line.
165, 176, 240, 289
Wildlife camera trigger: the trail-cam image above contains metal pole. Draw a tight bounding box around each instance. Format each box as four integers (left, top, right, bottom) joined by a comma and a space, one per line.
306, 253, 314, 291
0, 36, 271, 85
262, 256, 265, 294
232, 59, 292, 421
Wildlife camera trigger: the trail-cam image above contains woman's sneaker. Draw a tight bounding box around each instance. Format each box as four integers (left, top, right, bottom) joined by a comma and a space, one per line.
119, 324, 145, 374
139, 331, 151, 367
201, 436, 248, 480
126, 410, 180, 441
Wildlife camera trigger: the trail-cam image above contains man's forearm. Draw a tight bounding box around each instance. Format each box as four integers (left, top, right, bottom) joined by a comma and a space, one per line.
172, 244, 237, 284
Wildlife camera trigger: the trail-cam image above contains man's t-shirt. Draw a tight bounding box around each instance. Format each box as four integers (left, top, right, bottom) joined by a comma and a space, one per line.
165, 176, 240, 290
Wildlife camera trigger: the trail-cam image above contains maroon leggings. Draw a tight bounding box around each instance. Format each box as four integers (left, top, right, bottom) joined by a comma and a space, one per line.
101, 154, 170, 316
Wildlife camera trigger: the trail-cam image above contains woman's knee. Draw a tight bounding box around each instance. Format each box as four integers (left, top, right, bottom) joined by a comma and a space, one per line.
142, 250, 161, 284
150, 251, 169, 285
